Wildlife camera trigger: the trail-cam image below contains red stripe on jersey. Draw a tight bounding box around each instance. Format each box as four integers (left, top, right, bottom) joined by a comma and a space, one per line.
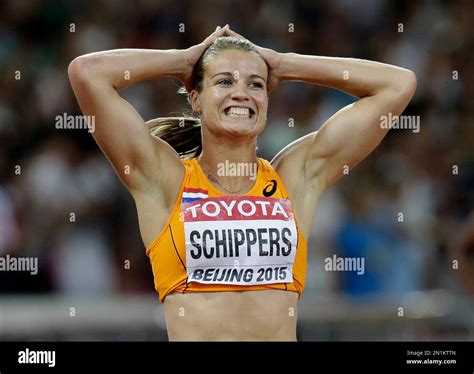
183, 187, 208, 194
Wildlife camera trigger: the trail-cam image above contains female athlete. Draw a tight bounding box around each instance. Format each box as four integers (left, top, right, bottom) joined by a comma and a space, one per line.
68, 25, 416, 340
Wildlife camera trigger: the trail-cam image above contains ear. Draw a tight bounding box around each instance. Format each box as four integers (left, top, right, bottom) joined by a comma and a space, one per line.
190, 90, 202, 114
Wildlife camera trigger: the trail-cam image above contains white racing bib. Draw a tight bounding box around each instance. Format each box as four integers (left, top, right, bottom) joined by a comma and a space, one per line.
181, 195, 298, 286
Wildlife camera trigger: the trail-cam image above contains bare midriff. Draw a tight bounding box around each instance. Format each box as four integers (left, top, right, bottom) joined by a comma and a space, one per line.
163, 289, 298, 341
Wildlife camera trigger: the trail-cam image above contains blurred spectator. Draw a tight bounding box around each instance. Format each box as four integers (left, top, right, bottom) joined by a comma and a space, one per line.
0, 0, 472, 304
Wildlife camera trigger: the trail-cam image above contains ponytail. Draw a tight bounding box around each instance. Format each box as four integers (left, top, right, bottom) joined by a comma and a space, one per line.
147, 117, 202, 160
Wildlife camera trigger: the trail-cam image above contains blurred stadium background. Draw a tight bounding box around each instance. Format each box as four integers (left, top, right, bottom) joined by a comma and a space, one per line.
0, 0, 473, 341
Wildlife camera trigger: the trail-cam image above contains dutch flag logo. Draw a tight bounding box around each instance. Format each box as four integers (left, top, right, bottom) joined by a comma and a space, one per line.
182, 187, 208, 203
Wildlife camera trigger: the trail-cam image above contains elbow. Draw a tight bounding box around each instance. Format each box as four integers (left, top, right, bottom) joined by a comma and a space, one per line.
68, 56, 87, 84
67, 55, 100, 84
397, 69, 417, 100
404, 69, 417, 95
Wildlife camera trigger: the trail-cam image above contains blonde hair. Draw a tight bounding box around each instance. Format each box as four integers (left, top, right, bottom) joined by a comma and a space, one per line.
147, 117, 202, 160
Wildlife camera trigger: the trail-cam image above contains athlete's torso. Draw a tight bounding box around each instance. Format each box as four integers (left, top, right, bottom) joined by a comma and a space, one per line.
146, 157, 307, 301
137, 156, 308, 340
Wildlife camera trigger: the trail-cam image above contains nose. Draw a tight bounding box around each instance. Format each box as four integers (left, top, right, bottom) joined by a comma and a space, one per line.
229, 81, 250, 101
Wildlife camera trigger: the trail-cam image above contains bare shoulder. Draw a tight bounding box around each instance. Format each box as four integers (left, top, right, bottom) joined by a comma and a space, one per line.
131, 140, 186, 247
270, 132, 316, 198
270, 131, 324, 240
149, 136, 186, 206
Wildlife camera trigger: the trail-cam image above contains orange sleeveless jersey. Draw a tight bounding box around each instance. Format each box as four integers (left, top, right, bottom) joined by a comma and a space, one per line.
146, 157, 308, 302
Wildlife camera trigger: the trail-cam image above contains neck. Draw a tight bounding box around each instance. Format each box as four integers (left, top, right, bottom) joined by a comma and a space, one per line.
198, 130, 258, 194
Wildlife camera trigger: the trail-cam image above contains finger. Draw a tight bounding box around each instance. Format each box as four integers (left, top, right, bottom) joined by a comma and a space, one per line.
225, 28, 239, 38
226, 28, 244, 38
203, 27, 227, 45
205, 26, 223, 41
211, 27, 227, 40
214, 25, 227, 35
226, 28, 250, 43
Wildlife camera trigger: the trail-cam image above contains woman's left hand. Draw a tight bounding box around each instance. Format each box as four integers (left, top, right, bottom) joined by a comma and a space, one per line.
224, 27, 283, 92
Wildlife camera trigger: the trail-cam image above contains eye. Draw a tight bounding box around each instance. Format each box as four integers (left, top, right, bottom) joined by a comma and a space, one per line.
250, 81, 264, 89
217, 79, 232, 85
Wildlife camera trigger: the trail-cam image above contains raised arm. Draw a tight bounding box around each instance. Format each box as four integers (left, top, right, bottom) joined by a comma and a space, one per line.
68, 48, 186, 194
67, 26, 229, 195
217, 28, 416, 240
272, 53, 417, 192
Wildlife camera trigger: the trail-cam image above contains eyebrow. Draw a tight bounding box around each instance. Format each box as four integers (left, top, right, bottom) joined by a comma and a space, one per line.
211, 72, 266, 81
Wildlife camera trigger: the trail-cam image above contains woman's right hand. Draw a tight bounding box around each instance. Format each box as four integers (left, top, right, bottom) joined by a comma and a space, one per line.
179, 25, 229, 91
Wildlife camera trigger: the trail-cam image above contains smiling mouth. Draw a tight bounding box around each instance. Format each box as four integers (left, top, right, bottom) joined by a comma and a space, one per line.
223, 106, 256, 120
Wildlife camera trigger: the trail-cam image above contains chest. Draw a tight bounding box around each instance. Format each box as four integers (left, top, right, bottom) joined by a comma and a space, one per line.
179, 195, 299, 286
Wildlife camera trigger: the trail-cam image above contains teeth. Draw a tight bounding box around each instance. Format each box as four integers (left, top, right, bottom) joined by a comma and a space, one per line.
226, 107, 251, 118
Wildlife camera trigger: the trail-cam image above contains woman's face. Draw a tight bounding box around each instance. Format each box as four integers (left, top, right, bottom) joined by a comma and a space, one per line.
191, 49, 269, 139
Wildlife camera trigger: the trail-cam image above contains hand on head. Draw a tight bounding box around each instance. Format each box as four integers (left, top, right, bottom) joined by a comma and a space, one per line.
181, 25, 282, 92
180, 25, 229, 90
222, 26, 282, 92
